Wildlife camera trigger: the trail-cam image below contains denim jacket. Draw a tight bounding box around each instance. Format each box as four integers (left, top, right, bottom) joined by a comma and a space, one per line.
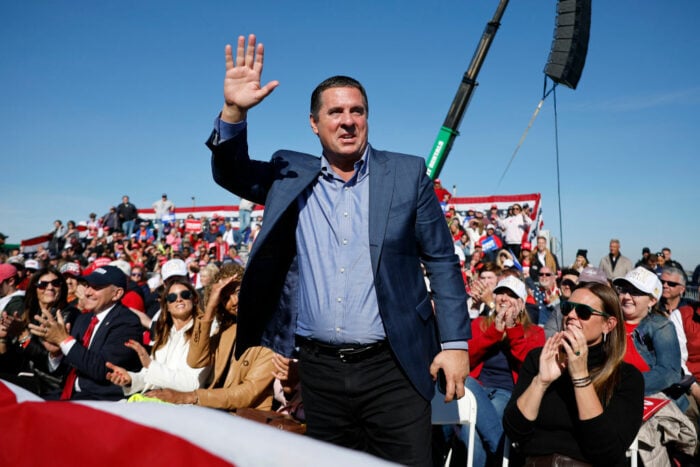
632, 312, 688, 411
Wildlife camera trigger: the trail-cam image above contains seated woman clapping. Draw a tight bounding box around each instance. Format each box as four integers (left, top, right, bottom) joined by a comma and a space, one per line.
143, 263, 275, 410
463, 275, 544, 466
106, 278, 211, 396
503, 282, 644, 466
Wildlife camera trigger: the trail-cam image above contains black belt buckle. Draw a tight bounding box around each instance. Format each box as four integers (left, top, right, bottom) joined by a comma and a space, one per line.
337, 347, 359, 363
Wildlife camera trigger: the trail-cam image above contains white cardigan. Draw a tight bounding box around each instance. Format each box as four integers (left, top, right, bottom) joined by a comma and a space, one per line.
124, 319, 212, 395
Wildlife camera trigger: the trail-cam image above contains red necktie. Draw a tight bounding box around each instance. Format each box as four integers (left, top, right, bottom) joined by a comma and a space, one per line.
60, 315, 99, 400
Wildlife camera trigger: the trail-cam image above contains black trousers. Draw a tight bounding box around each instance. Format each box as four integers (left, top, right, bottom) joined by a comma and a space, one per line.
298, 342, 432, 466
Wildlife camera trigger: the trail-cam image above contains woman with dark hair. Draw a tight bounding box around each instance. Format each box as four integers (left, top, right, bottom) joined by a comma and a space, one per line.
143, 263, 275, 410
106, 277, 211, 395
504, 282, 644, 466
0, 267, 79, 395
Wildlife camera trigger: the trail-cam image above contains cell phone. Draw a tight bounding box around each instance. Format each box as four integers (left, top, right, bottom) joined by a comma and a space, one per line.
437, 369, 447, 394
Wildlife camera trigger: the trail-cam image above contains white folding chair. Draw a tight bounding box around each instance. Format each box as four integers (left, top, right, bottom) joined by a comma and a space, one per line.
431, 384, 478, 467
626, 435, 639, 467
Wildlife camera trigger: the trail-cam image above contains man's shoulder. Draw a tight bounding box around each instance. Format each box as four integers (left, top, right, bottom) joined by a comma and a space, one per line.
106, 303, 143, 326
371, 147, 425, 166
269, 149, 321, 172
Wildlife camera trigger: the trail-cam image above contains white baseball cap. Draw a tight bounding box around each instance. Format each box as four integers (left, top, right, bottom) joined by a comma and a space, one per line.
613, 267, 662, 300
494, 276, 527, 300
161, 259, 187, 281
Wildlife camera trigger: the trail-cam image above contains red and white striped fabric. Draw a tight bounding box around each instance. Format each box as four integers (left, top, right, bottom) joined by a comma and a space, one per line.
0, 379, 394, 466
19, 233, 52, 254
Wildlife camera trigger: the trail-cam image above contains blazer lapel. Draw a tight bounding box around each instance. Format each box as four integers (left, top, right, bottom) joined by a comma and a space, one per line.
89, 305, 119, 348
368, 147, 395, 277
248, 154, 320, 259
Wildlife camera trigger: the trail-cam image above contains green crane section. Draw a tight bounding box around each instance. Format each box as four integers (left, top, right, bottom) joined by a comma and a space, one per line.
426, 0, 510, 180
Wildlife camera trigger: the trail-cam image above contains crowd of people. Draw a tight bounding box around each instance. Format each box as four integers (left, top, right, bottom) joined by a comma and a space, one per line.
2, 195, 699, 465
2, 32, 700, 466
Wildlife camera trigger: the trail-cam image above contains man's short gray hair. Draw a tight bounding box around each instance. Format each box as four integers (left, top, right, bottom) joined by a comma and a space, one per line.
662, 266, 686, 285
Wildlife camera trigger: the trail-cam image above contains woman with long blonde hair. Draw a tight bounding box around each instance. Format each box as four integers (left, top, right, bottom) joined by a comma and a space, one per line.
504, 282, 643, 465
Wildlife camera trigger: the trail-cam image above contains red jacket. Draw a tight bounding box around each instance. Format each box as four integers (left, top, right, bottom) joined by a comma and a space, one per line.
468, 316, 545, 382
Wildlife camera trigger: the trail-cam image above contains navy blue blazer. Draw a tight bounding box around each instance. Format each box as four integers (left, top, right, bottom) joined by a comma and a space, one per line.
61, 302, 143, 401
207, 128, 470, 400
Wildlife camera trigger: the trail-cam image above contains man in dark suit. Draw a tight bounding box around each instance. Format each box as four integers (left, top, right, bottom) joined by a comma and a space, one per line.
207, 34, 470, 465
29, 265, 142, 401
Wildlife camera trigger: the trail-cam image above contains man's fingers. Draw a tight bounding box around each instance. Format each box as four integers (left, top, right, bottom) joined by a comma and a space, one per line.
235, 35, 246, 67
244, 34, 256, 68
224, 44, 233, 70
55, 310, 64, 325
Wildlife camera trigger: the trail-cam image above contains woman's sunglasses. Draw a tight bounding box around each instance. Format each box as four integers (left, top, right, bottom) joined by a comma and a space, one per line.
613, 285, 647, 297
166, 290, 193, 303
37, 279, 62, 289
561, 301, 610, 320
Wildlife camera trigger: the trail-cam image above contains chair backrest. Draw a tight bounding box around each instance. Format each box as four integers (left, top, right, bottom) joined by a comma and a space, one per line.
626, 435, 638, 467
431, 385, 478, 467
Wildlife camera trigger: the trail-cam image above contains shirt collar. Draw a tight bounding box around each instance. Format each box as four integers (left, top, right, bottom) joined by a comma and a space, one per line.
94, 303, 117, 321
320, 145, 370, 182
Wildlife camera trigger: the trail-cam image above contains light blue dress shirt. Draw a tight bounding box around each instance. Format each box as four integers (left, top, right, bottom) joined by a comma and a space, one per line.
216, 118, 466, 350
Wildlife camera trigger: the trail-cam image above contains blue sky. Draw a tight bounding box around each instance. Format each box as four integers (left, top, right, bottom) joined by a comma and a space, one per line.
1, 1, 698, 271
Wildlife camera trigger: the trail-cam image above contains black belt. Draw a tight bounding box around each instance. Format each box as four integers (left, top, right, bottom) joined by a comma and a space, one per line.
296, 337, 387, 363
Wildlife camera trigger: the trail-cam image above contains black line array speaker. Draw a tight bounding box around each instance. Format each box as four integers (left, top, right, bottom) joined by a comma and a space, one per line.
544, 0, 591, 90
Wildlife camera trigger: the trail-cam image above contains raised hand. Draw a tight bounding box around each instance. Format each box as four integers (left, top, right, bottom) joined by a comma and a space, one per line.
221, 34, 279, 123
125, 339, 151, 369
29, 308, 69, 345
106, 362, 132, 387
203, 275, 239, 320
537, 333, 564, 385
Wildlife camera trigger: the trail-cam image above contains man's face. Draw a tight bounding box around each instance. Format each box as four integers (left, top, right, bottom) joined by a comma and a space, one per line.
83, 284, 122, 312
661, 271, 685, 301
310, 87, 368, 167
539, 267, 555, 288
537, 238, 547, 252
663, 249, 671, 260
645, 256, 657, 268
609, 241, 620, 256
479, 271, 499, 290
122, 196, 128, 204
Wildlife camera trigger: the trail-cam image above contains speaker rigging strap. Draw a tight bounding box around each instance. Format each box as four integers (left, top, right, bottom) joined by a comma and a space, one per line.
496, 78, 557, 188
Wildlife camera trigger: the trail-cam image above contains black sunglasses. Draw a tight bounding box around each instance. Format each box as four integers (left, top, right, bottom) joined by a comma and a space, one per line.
661, 279, 682, 288
561, 279, 577, 289
561, 301, 610, 320
614, 285, 647, 297
36, 279, 62, 289
539, 273, 554, 277
166, 290, 193, 303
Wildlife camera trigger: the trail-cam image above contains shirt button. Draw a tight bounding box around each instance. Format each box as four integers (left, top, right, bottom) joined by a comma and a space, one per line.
335, 327, 341, 332
343, 212, 348, 217
344, 187, 349, 191
340, 268, 345, 273
342, 239, 348, 245
337, 297, 342, 303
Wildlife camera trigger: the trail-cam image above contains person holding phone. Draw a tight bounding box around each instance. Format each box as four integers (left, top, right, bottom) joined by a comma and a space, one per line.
503, 282, 644, 466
